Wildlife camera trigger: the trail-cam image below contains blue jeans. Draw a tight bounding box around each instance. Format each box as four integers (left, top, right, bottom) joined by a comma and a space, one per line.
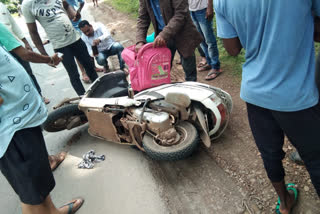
96, 42, 125, 70
190, 8, 220, 69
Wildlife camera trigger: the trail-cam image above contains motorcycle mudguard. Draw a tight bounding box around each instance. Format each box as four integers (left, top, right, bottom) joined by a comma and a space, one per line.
194, 105, 211, 148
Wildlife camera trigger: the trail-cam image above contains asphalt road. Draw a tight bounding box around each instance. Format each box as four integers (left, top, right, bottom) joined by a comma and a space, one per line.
0, 4, 168, 214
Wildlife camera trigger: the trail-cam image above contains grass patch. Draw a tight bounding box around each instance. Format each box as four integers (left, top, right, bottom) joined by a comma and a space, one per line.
104, 0, 139, 18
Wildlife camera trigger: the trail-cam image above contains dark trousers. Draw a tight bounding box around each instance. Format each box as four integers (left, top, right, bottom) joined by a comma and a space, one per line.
55, 39, 98, 95
167, 40, 197, 81
198, 45, 205, 58
316, 52, 320, 92
246, 102, 320, 196
10, 52, 42, 95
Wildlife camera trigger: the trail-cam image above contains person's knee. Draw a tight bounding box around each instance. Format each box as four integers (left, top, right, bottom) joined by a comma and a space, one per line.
114, 42, 124, 52
96, 56, 106, 66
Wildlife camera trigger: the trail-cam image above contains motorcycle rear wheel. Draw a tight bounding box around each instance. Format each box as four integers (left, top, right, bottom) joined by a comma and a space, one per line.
142, 121, 199, 161
43, 104, 87, 132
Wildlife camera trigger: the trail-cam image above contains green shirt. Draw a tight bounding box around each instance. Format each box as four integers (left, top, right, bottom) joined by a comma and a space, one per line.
0, 22, 21, 51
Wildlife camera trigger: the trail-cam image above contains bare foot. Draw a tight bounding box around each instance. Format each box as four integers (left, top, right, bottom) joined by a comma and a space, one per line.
42, 96, 50, 105
49, 152, 67, 171
197, 57, 207, 68
279, 190, 296, 214
82, 75, 90, 84
94, 67, 104, 72
59, 198, 84, 214
205, 69, 222, 80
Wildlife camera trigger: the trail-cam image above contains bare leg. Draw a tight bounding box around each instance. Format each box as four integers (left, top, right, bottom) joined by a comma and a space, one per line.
48, 152, 67, 171
91, 57, 104, 72
76, 58, 90, 83
272, 180, 296, 214
21, 195, 83, 214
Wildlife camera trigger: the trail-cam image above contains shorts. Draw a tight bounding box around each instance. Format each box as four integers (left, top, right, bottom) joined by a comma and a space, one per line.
0, 126, 55, 205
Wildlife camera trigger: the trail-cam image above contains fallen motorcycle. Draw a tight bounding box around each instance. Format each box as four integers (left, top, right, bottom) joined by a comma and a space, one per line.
44, 71, 233, 161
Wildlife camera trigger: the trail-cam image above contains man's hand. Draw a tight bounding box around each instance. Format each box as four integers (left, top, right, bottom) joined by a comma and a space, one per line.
205, 7, 214, 20
72, 11, 81, 22
135, 42, 144, 53
48, 53, 63, 67
0, 96, 3, 107
22, 38, 33, 51
153, 35, 166, 48
93, 39, 101, 46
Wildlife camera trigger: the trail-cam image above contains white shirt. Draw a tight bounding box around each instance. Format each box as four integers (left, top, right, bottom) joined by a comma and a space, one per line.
22, 0, 80, 49
0, 2, 24, 44
81, 22, 114, 56
188, 0, 208, 11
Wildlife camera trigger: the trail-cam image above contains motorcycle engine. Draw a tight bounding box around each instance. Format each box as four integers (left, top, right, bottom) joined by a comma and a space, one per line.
132, 108, 172, 135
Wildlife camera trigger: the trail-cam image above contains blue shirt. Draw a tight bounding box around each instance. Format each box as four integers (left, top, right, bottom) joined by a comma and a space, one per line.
149, 0, 165, 30
66, 0, 84, 32
0, 42, 47, 158
214, 0, 320, 111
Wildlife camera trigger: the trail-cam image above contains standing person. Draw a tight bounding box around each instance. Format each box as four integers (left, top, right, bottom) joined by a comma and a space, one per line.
0, 2, 50, 104
0, 24, 84, 214
67, 0, 90, 83
189, 0, 221, 80
0, 22, 67, 171
93, 0, 99, 7
66, 0, 104, 84
214, 0, 320, 213
22, 0, 98, 96
79, 20, 125, 72
135, 0, 203, 81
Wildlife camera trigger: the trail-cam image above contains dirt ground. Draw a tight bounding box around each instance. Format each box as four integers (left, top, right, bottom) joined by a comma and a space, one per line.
89, 3, 320, 213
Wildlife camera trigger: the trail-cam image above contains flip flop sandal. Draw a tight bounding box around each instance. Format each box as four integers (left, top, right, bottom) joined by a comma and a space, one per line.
60, 198, 85, 214
197, 61, 208, 68
50, 152, 67, 171
275, 183, 299, 214
205, 69, 222, 80
198, 64, 212, 72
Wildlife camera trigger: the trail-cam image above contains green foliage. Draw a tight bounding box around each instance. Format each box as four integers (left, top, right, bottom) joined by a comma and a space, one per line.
1, 0, 20, 13
0, 0, 10, 4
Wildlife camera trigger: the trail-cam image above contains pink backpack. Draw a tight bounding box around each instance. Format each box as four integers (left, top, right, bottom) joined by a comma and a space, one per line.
121, 43, 171, 91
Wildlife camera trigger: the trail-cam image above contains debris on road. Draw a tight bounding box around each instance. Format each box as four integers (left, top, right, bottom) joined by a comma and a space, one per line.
78, 150, 105, 169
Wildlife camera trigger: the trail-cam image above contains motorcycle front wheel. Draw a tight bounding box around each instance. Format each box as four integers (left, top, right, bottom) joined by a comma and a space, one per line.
142, 121, 199, 161
43, 104, 87, 132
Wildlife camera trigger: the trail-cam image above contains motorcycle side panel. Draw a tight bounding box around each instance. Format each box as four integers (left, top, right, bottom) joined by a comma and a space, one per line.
86, 111, 121, 143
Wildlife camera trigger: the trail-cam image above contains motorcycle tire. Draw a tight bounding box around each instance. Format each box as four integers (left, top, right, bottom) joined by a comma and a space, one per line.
43, 104, 87, 132
142, 121, 199, 161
